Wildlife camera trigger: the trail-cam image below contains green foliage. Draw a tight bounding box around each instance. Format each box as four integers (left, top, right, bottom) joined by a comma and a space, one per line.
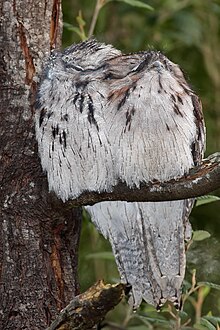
111, 0, 153, 11
62, 1, 220, 328
193, 230, 211, 241
196, 196, 220, 207
63, 0, 153, 41
197, 282, 220, 291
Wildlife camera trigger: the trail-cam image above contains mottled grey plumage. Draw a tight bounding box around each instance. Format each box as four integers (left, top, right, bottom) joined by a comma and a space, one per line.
35, 39, 205, 309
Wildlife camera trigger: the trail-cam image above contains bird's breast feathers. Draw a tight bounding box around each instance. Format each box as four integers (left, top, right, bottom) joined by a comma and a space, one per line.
35, 40, 204, 201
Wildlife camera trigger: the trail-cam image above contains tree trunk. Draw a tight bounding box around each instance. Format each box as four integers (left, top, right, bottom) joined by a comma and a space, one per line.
0, 1, 81, 329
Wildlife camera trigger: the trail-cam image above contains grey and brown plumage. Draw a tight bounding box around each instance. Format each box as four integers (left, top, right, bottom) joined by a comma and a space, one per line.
35, 39, 205, 309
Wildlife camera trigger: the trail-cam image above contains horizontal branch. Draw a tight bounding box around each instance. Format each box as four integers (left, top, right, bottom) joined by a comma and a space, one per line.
46, 281, 126, 330
66, 152, 220, 206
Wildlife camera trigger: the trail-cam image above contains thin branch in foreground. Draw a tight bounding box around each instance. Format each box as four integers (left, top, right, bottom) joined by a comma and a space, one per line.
46, 281, 126, 330
88, 0, 105, 38
62, 152, 220, 207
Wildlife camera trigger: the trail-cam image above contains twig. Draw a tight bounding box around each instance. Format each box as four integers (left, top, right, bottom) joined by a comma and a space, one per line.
195, 287, 205, 324
88, 0, 106, 38
46, 280, 126, 330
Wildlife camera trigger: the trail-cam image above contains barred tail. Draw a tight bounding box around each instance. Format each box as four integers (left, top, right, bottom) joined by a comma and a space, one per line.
86, 200, 191, 309
139, 200, 191, 308
86, 201, 147, 307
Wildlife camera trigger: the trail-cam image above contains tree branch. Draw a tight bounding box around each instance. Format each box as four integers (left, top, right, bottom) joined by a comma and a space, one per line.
64, 152, 220, 207
46, 281, 126, 330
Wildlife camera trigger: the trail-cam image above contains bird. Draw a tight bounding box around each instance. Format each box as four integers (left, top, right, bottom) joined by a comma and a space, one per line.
35, 39, 205, 309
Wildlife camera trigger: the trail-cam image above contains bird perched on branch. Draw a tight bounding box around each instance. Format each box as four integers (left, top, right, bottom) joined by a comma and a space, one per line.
35, 39, 205, 309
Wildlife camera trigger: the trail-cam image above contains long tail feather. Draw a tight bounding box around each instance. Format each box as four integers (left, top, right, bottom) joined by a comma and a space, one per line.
86, 200, 192, 308
86, 201, 149, 308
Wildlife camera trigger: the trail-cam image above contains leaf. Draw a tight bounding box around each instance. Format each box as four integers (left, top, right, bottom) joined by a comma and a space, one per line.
194, 324, 207, 330
76, 11, 87, 41
85, 251, 115, 260
178, 310, 190, 319
63, 22, 81, 33
197, 282, 220, 291
193, 230, 211, 241
63, 22, 86, 40
198, 318, 216, 330
204, 316, 220, 326
135, 313, 170, 324
133, 314, 159, 327
200, 285, 211, 299
114, 0, 154, 11
76, 13, 86, 27
196, 195, 220, 207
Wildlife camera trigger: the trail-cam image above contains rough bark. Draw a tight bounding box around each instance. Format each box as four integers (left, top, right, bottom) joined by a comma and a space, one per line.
46, 281, 126, 330
0, 1, 81, 329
